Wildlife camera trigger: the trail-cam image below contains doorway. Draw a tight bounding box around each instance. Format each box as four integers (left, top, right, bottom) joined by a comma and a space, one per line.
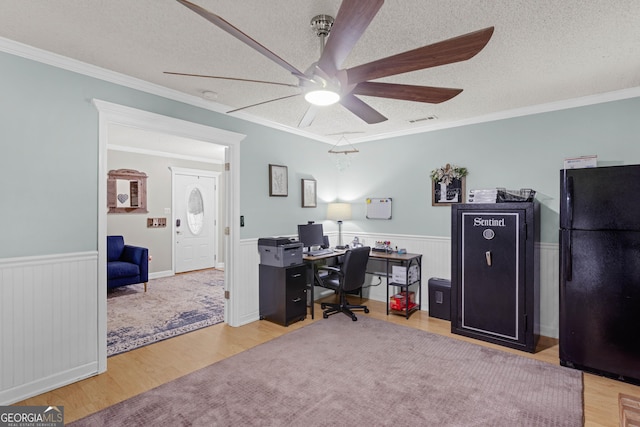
94, 99, 245, 373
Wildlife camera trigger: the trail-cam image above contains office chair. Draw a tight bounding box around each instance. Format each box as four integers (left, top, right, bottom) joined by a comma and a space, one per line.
319, 246, 371, 321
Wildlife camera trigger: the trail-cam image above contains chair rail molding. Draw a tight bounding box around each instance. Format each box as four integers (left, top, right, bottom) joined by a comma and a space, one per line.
241, 234, 560, 339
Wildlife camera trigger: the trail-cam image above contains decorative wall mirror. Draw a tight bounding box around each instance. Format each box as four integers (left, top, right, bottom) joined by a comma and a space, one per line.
107, 169, 148, 213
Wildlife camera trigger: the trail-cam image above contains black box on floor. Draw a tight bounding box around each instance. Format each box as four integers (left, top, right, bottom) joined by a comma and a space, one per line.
428, 277, 451, 321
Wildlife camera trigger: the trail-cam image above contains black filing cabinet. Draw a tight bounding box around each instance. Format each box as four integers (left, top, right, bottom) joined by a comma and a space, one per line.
259, 264, 307, 326
451, 202, 539, 352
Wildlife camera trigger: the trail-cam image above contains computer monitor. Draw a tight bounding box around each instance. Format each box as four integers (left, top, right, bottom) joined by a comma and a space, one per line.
297, 223, 324, 251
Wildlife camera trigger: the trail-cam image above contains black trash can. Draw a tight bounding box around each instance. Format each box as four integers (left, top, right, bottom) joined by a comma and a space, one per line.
428, 277, 451, 321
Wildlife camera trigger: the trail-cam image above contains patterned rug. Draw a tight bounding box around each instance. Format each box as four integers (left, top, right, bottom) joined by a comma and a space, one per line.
107, 269, 225, 356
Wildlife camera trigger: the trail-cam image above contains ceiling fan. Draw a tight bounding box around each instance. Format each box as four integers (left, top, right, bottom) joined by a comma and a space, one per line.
166, 0, 494, 127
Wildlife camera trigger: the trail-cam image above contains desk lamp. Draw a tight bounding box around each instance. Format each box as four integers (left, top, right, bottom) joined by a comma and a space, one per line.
327, 202, 352, 249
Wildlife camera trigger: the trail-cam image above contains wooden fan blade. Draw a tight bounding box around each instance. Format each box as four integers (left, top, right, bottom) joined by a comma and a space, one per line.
298, 105, 320, 128
352, 81, 463, 103
227, 94, 301, 113
317, 0, 384, 75
339, 94, 387, 124
346, 27, 494, 85
164, 72, 299, 88
175, 0, 306, 78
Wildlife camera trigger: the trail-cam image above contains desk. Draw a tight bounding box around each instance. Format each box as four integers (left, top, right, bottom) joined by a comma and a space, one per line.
303, 250, 422, 319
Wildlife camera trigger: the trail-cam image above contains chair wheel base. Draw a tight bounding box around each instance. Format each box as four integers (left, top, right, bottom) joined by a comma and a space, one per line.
364, 308, 370, 313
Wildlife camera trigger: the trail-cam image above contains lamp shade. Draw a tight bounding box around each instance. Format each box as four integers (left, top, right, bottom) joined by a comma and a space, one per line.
327, 202, 352, 221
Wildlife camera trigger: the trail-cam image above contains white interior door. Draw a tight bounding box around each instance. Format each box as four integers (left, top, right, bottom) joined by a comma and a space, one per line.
174, 171, 217, 273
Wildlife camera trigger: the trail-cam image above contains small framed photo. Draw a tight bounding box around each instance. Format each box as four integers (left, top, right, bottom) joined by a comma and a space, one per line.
269, 164, 288, 197
432, 177, 466, 206
301, 179, 317, 208
430, 164, 467, 206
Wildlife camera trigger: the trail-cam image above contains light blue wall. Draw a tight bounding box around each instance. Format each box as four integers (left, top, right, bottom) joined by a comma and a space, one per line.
0, 51, 316, 258
1, 54, 99, 257
1, 49, 639, 259
240, 97, 640, 243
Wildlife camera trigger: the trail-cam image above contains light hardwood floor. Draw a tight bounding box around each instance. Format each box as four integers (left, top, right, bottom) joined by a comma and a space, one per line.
17, 298, 640, 426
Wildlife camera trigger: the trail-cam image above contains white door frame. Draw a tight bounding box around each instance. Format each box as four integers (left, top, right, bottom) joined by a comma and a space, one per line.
93, 99, 245, 373
170, 167, 221, 272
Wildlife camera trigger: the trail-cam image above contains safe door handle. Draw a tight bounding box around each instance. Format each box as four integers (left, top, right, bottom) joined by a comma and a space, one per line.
485, 251, 492, 266
292, 297, 302, 303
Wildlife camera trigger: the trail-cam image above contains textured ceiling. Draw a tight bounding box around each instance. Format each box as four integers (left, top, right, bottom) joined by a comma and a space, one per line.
1, 0, 639, 144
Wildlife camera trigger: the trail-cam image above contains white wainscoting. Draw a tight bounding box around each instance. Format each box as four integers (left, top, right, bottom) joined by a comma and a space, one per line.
239, 233, 560, 338
0, 252, 99, 405
236, 240, 262, 326
538, 242, 560, 338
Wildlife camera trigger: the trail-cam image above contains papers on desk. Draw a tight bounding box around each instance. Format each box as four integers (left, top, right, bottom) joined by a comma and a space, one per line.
467, 188, 497, 203
307, 248, 334, 256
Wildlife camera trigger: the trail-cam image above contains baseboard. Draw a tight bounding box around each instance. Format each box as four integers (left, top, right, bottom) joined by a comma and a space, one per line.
0, 362, 98, 405
150, 266, 224, 280
149, 270, 174, 280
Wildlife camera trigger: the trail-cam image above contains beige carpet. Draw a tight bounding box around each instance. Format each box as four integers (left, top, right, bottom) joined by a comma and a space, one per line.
72, 315, 583, 426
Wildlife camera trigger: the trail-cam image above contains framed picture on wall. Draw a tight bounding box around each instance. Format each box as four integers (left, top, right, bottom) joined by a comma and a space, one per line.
301, 179, 317, 208
432, 177, 466, 206
430, 164, 468, 206
269, 164, 288, 196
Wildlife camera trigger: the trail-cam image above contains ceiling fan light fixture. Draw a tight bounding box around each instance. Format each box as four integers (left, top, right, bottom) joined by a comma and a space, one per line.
304, 89, 340, 106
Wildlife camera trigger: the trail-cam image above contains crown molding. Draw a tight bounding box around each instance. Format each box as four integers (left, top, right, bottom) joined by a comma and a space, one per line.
349, 86, 640, 144
2, 36, 639, 146
0, 36, 329, 142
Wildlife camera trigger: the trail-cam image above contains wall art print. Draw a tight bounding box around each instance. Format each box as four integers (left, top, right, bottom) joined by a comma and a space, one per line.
301, 178, 317, 208
269, 164, 288, 197
431, 163, 467, 206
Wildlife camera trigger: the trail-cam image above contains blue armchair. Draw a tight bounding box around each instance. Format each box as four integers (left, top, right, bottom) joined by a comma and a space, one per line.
107, 235, 149, 291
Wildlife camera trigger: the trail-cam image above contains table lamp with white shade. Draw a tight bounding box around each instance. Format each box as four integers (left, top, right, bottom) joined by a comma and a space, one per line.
327, 202, 352, 249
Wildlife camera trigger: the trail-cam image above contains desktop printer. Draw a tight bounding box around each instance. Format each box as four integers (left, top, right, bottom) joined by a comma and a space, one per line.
258, 237, 303, 267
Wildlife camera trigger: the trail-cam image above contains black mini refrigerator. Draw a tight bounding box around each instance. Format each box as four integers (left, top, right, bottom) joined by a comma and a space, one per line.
451, 202, 539, 352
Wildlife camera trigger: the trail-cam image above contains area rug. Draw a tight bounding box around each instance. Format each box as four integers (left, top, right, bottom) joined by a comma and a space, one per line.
75, 315, 583, 426
107, 269, 225, 356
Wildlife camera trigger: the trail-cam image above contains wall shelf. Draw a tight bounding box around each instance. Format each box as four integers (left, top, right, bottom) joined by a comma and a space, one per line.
107, 169, 148, 214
